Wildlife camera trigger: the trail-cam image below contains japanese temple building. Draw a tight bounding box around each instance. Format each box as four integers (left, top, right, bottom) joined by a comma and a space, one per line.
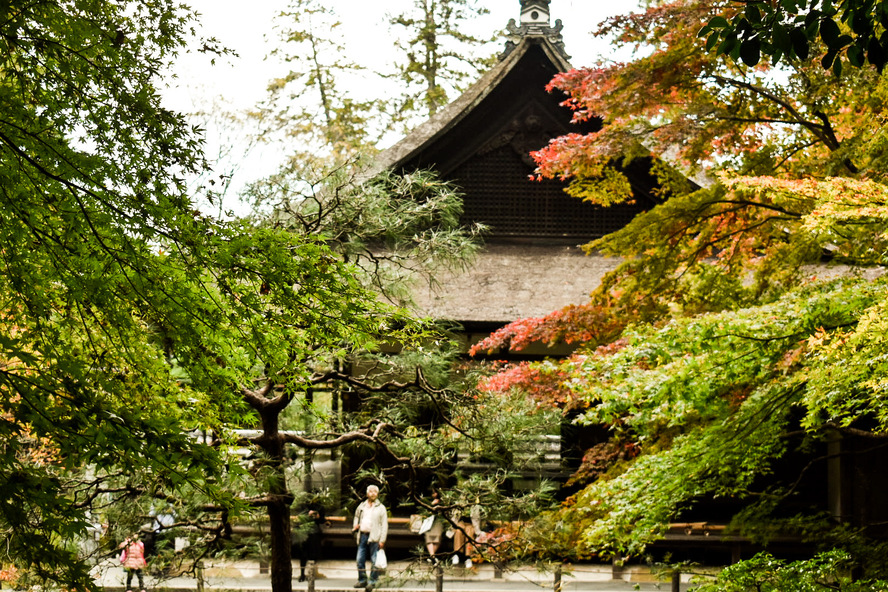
372, 0, 658, 352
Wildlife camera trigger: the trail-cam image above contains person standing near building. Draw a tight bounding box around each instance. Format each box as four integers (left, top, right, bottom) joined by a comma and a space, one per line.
295, 501, 327, 582
422, 491, 444, 562
351, 485, 388, 589
451, 514, 475, 569
119, 534, 148, 592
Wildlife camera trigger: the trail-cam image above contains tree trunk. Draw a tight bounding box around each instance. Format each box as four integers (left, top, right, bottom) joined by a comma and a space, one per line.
268, 490, 293, 592
255, 399, 295, 592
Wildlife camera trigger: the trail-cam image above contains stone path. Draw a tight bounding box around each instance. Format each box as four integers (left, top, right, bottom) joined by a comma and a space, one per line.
94, 559, 700, 592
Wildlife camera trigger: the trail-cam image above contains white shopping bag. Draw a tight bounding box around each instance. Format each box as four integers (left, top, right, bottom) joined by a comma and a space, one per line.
374, 549, 388, 569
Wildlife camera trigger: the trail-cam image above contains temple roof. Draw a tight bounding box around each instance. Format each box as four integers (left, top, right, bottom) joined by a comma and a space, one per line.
372, 5, 648, 326
408, 245, 620, 324
372, 34, 573, 176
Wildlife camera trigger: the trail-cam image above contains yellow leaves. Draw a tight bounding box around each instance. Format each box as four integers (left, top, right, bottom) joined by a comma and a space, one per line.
806, 325, 833, 349
722, 173, 888, 231
1, 416, 62, 467
718, 174, 888, 266
565, 167, 636, 206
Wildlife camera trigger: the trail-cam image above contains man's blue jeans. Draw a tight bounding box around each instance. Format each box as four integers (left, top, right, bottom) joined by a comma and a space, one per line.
356, 532, 380, 585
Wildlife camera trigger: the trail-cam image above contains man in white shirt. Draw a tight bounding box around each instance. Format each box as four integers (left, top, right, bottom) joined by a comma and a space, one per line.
352, 484, 388, 589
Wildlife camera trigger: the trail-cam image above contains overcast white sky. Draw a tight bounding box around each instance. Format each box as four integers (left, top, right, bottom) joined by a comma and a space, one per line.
160, 0, 640, 212
164, 0, 635, 112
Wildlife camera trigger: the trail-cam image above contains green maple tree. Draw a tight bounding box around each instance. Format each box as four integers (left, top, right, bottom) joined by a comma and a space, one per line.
702, 0, 888, 74
473, 0, 888, 577
0, 2, 478, 590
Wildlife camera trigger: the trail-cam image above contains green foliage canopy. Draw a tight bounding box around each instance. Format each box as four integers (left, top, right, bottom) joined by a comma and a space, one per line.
476, 0, 888, 570
701, 0, 888, 74
261, 0, 381, 159
694, 550, 888, 591
390, 0, 497, 118
0, 0, 413, 586
538, 277, 888, 556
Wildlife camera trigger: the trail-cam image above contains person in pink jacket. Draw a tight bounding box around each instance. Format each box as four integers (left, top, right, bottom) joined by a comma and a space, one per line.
119, 535, 148, 592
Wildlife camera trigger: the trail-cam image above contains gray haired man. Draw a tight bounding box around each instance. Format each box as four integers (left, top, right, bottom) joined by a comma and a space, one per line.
352, 485, 388, 589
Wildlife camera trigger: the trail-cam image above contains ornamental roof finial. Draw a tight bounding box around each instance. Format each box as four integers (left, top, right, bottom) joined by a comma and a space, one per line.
520, 0, 551, 26
503, 0, 568, 60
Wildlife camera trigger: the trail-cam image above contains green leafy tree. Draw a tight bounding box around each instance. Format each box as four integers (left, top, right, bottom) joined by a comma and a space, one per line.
0, 1, 422, 590
246, 163, 485, 304
534, 275, 888, 556
694, 550, 888, 592
254, 0, 497, 165
389, 0, 497, 119
235, 161, 489, 590
701, 0, 888, 74
472, 0, 888, 577
257, 0, 381, 162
